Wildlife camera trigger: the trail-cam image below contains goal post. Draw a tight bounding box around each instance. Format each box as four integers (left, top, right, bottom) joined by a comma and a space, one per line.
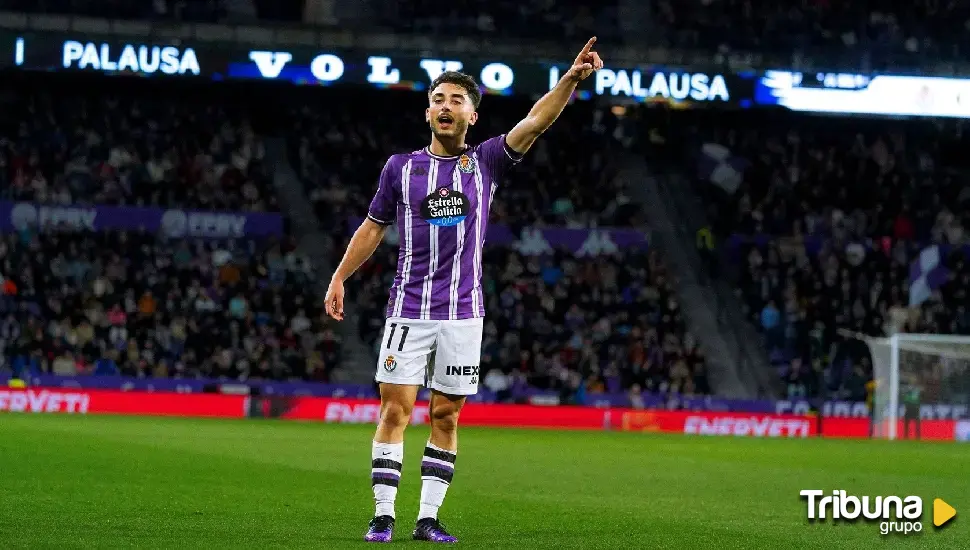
841, 330, 970, 440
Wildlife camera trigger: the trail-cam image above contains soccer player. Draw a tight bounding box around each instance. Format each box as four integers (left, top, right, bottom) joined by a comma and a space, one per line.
324, 38, 604, 543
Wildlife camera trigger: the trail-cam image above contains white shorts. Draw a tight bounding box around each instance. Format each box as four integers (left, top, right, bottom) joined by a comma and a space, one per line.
374, 316, 484, 396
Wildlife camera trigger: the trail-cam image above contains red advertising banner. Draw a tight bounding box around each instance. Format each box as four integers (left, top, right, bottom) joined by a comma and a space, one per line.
612, 409, 817, 437
818, 417, 956, 441
0, 388, 962, 442
0, 388, 245, 417
281, 397, 608, 430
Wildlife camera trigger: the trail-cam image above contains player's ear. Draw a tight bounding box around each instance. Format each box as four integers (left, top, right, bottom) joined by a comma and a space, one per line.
425, 107, 431, 123
469, 111, 478, 126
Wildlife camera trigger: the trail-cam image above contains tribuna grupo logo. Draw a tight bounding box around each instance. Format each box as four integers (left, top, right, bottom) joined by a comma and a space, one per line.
800, 490, 923, 535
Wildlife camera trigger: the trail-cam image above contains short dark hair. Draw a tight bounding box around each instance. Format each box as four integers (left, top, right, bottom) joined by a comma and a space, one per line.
428, 71, 482, 109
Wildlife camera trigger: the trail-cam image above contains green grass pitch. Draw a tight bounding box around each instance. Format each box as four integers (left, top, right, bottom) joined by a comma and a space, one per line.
0, 414, 966, 549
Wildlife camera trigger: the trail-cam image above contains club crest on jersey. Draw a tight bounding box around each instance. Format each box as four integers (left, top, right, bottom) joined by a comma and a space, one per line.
384, 355, 397, 372
457, 154, 476, 174
421, 187, 470, 227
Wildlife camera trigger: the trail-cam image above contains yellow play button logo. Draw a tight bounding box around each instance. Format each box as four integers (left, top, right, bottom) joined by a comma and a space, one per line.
933, 498, 956, 528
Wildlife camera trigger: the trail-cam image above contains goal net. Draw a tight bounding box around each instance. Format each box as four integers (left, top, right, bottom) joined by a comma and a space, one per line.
863, 333, 970, 440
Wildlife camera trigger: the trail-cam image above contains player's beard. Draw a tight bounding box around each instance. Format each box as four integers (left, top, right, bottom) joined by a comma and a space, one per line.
431, 118, 468, 143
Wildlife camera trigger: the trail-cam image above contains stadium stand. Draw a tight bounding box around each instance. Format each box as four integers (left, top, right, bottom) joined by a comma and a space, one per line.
0, 74, 277, 212
0, 229, 340, 382
651, 106, 970, 400
11, 66, 969, 408
290, 88, 640, 229
475, 248, 710, 401
0, 73, 342, 382
350, 246, 710, 401
0, 68, 701, 401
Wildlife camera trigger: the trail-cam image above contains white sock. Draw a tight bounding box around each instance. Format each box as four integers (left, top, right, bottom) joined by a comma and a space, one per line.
372, 441, 404, 518
418, 441, 456, 520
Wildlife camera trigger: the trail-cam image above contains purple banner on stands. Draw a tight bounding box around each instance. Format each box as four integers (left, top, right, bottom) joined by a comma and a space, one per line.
725, 233, 825, 257
4, 374, 378, 399
726, 233, 970, 260
582, 393, 777, 412
348, 217, 649, 255
0, 202, 283, 238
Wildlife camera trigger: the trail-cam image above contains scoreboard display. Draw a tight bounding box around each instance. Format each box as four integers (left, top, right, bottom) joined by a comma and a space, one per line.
3, 31, 970, 118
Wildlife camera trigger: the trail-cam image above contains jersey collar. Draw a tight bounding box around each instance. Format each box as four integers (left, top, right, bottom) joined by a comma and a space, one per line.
424, 145, 470, 161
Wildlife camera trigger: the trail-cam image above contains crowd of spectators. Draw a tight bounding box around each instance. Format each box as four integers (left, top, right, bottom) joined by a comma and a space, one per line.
0, 73, 342, 384
0, 228, 341, 382
476, 248, 709, 403
291, 88, 639, 232
650, 107, 970, 402
351, 245, 709, 402
0, 70, 698, 401
8, 68, 970, 406
0, 76, 275, 212
672, 110, 970, 242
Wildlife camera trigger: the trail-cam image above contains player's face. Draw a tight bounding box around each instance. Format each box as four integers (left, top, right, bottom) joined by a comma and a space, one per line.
426, 83, 478, 140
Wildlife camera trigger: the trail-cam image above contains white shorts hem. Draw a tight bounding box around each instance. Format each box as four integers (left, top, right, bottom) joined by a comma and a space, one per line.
429, 381, 479, 396
375, 373, 424, 386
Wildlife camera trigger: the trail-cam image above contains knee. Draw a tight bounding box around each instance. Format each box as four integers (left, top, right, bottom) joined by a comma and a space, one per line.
380, 400, 413, 430
430, 403, 459, 434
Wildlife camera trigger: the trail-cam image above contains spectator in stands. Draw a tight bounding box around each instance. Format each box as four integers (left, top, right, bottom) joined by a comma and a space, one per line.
761, 299, 781, 350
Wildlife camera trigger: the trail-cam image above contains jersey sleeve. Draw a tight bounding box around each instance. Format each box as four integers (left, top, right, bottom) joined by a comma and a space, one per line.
477, 134, 524, 177
367, 157, 399, 226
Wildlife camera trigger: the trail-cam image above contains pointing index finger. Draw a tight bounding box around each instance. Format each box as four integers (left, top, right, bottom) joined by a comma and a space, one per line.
578, 37, 597, 58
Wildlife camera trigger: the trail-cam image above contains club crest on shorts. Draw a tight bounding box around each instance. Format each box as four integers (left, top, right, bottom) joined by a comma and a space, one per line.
457, 154, 476, 174
383, 355, 397, 372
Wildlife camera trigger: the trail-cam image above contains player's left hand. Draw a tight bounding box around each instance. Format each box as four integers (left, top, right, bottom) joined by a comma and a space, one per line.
565, 37, 604, 82
324, 277, 345, 321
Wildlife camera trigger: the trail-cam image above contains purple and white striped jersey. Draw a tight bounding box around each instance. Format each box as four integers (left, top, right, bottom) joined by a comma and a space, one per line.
367, 135, 523, 320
